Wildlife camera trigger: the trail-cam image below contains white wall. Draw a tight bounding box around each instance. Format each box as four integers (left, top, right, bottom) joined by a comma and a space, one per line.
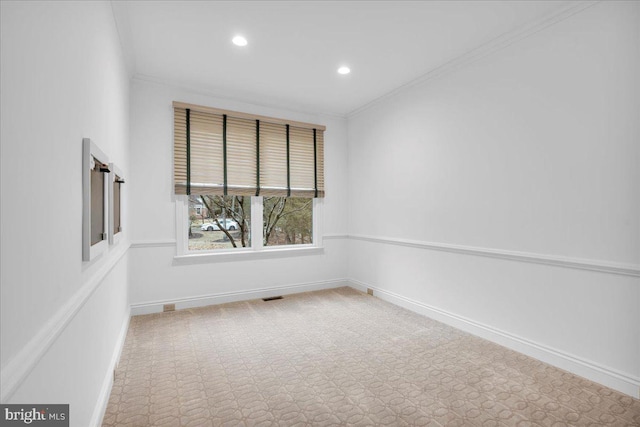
0, 1, 131, 425
348, 1, 640, 397
3, 5, 637, 425
128, 79, 349, 310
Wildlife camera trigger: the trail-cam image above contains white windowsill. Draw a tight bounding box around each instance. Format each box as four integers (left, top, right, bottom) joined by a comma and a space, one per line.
173, 245, 324, 264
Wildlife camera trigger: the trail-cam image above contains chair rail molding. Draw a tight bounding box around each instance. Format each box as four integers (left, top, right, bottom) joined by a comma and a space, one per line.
130, 239, 176, 248
348, 234, 640, 278
0, 243, 130, 402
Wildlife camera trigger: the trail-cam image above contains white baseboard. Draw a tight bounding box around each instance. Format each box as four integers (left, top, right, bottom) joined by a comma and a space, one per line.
348, 279, 640, 399
131, 278, 349, 315
90, 311, 131, 427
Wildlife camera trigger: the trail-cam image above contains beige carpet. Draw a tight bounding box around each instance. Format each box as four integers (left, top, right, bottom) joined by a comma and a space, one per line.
102, 287, 640, 426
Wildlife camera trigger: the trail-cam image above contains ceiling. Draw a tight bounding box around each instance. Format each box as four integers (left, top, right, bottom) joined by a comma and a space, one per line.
114, 1, 574, 116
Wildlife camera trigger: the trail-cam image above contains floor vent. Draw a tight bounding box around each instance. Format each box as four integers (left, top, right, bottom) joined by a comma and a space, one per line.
262, 296, 283, 302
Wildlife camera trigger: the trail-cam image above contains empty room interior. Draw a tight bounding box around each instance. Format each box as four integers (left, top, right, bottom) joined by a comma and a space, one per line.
1, 1, 639, 426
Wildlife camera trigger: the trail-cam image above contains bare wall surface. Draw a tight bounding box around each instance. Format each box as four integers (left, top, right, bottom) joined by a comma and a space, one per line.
128, 79, 349, 307
0, 1, 131, 423
347, 0, 639, 395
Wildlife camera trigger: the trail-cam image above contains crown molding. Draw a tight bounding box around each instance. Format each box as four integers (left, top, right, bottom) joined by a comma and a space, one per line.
348, 1, 599, 118
131, 74, 348, 121
110, 1, 136, 77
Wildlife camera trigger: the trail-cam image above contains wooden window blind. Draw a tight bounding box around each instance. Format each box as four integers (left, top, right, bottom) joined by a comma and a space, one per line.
259, 121, 288, 197
227, 116, 257, 195
173, 101, 325, 198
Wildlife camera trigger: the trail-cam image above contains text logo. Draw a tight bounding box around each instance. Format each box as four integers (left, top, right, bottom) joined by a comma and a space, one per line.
1, 405, 68, 426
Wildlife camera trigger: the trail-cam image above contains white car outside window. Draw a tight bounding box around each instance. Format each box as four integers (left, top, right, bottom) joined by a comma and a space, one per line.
200, 219, 239, 231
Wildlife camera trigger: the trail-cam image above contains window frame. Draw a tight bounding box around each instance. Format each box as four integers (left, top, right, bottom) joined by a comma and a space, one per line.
82, 138, 109, 262
175, 195, 323, 261
108, 163, 124, 246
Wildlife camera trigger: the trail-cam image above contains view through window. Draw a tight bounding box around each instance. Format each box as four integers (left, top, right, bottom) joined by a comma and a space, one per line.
189, 195, 251, 250
188, 196, 312, 251
263, 197, 312, 246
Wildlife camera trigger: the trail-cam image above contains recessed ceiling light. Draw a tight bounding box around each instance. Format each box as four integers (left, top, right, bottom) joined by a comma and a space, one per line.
232, 35, 248, 47
337, 66, 351, 75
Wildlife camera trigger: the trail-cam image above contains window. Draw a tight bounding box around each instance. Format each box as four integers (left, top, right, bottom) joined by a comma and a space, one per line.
82, 138, 110, 261
263, 197, 312, 246
179, 195, 321, 256
173, 102, 325, 256
109, 164, 124, 245
189, 195, 251, 251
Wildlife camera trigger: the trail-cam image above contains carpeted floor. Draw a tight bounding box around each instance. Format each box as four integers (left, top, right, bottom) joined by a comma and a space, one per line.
102, 287, 640, 426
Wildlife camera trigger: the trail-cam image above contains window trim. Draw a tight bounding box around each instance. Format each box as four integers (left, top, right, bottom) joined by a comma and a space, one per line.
175, 196, 323, 261
82, 138, 109, 262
